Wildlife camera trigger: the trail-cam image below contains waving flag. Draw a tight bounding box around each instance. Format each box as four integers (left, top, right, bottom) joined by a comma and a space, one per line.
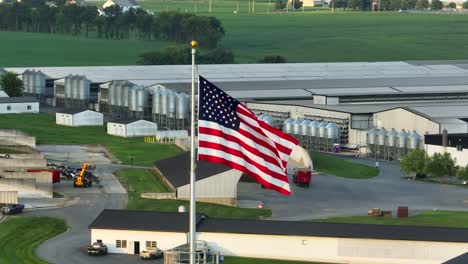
197, 76, 298, 195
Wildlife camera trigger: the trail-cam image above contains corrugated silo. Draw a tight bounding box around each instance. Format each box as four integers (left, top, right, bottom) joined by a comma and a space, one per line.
308, 120, 319, 137
161, 89, 170, 116
36, 71, 45, 94
300, 119, 311, 136
408, 130, 420, 149
64, 75, 72, 98
387, 128, 398, 147
168, 91, 177, 118
398, 129, 408, 148
293, 118, 303, 135
22, 70, 31, 93
129, 87, 138, 111
377, 128, 387, 145
283, 118, 294, 134
318, 121, 329, 138
326, 122, 339, 140
263, 115, 274, 126
136, 88, 148, 112
176, 93, 189, 119
78, 76, 89, 100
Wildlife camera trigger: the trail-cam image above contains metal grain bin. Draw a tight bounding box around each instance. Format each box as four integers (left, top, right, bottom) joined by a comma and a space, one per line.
168, 91, 177, 118
115, 81, 123, 106
122, 83, 131, 107
71, 75, 79, 99
161, 90, 170, 116
78, 76, 89, 100
22, 70, 31, 93
367, 128, 378, 145
176, 93, 189, 119
283, 118, 294, 134
318, 121, 329, 138
398, 129, 408, 148
387, 128, 398, 147
129, 87, 138, 111
263, 115, 274, 126
293, 118, 303, 135
64, 75, 72, 98
300, 119, 311, 136
326, 122, 339, 139
108, 82, 114, 105
408, 130, 420, 149
36, 71, 45, 94
308, 120, 319, 137
377, 128, 388, 145
137, 89, 147, 112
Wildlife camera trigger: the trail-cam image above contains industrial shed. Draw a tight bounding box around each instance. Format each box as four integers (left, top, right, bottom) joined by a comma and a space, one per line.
55, 109, 103, 127
154, 152, 242, 205
0, 97, 39, 114
107, 119, 158, 137
89, 209, 468, 264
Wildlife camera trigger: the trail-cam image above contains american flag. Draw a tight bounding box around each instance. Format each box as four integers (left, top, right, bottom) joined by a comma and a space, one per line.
197, 76, 299, 195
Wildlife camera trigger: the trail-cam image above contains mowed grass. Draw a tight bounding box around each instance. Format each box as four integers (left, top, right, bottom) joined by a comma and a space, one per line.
311, 210, 468, 228
223, 256, 334, 264
0, 216, 67, 264
0, 113, 182, 166
2, 12, 468, 66
0, 147, 27, 154
311, 152, 379, 179
115, 168, 271, 219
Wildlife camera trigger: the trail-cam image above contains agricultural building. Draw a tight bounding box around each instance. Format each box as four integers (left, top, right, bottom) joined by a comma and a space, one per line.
0, 97, 39, 114
154, 152, 242, 205
89, 209, 468, 264
0, 91, 8, 97
102, 0, 139, 12
55, 109, 103, 127
425, 133, 468, 167
107, 119, 158, 137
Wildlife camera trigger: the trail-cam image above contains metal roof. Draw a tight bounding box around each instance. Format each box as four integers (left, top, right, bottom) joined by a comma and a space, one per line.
0, 91, 8, 97
0, 97, 39, 103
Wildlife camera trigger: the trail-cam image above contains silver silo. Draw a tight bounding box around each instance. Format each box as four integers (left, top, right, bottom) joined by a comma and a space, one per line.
367, 128, 378, 145
300, 119, 311, 136
308, 120, 319, 137
326, 122, 339, 140
115, 81, 123, 106
387, 129, 398, 147
398, 129, 408, 148
129, 87, 139, 111
408, 130, 420, 149
283, 118, 294, 133
22, 70, 31, 93
168, 91, 177, 118
108, 82, 114, 105
161, 89, 170, 116
30, 70, 37, 94
263, 115, 274, 126
293, 118, 303, 135
72, 75, 80, 99
377, 128, 388, 145
36, 71, 45, 94
318, 121, 329, 138
122, 83, 131, 108
78, 76, 89, 100
64, 75, 72, 98
152, 89, 162, 114
136, 88, 147, 112
176, 93, 189, 119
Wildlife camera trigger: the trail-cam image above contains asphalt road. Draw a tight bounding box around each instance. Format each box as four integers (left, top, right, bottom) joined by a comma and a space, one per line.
238, 156, 468, 221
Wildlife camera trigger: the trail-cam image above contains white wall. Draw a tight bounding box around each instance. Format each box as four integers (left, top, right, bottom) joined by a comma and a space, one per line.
56, 113, 73, 126
373, 108, 440, 135
73, 110, 103, 126
426, 144, 468, 167
107, 122, 127, 137
91, 229, 186, 254
177, 170, 243, 199
0, 102, 39, 114
126, 120, 158, 137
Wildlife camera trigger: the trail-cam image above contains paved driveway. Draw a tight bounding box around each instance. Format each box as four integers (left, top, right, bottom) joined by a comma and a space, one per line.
238, 157, 468, 220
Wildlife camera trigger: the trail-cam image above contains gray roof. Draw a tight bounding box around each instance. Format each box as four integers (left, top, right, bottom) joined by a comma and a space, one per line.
0, 97, 38, 103
154, 152, 231, 188
89, 210, 468, 243
56, 109, 91, 115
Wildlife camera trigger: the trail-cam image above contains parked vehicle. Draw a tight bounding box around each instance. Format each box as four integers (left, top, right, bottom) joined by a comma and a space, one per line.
27, 169, 61, 184
140, 248, 163, 260
293, 168, 312, 187
87, 241, 108, 256
1, 204, 25, 215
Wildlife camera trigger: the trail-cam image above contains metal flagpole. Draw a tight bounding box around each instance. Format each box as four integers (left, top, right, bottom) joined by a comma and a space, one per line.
189, 40, 197, 264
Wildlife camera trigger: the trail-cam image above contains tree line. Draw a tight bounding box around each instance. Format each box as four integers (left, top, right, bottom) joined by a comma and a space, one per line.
0, 0, 225, 48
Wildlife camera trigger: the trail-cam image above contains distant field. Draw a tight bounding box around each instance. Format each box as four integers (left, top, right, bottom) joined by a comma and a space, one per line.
2, 10, 468, 66
0, 113, 182, 166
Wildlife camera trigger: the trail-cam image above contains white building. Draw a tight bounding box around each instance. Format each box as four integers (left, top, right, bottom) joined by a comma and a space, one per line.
102, 0, 139, 12
89, 209, 468, 264
55, 109, 103, 127
0, 90, 8, 97
0, 97, 39, 114
107, 119, 158, 138
425, 133, 468, 167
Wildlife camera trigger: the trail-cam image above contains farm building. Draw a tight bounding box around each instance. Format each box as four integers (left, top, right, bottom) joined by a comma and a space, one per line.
425, 132, 468, 167
55, 109, 103, 127
89, 209, 468, 264
0, 97, 39, 114
102, 0, 139, 12
107, 119, 158, 137
154, 152, 242, 205
0, 90, 8, 97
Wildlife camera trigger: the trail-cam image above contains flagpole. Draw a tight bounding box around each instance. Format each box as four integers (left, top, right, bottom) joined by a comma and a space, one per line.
189, 40, 197, 264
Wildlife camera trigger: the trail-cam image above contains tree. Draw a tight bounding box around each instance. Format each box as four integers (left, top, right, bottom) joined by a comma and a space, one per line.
430, 0, 443, 9
463, 1, 468, 9
416, 0, 429, 9
424, 152, 457, 178
329, 0, 348, 8
199, 48, 235, 64
0, 72, 23, 97
257, 55, 287, 63
292, 0, 303, 9
400, 149, 427, 178
447, 2, 457, 8
457, 165, 468, 180
275, 0, 287, 10
401, 0, 417, 9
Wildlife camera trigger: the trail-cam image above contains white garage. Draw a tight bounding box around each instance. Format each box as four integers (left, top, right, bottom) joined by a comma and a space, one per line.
107, 119, 158, 137
55, 109, 103, 127
0, 97, 39, 114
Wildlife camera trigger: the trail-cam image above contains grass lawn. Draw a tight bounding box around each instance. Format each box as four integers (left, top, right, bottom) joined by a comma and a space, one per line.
0, 147, 27, 154
223, 256, 333, 264
0, 113, 182, 166
3, 12, 468, 66
311, 210, 468, 228
115, 168, 271, 219
311, 152, 379, 179
0, 216, 67, 264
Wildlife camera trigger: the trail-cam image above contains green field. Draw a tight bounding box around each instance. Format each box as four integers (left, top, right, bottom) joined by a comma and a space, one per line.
311, 152, 379, 179
0, 216, 67, 264
223, 256, 334, 264
0, 147, 27, 154
0, 113, 182, 166
311, 210, 468, 228
2, 11, 468, 66
115, 168, 272, 219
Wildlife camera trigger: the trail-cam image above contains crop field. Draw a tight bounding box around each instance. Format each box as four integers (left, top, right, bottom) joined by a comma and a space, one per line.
1, 4, 468, 66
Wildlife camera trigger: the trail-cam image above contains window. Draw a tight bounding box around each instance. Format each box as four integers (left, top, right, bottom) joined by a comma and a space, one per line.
97, 239, 102, 243
116, 240, 127, 248
27, 105, 31, 110
146, 241, 157, 248
6, 106, 11, 111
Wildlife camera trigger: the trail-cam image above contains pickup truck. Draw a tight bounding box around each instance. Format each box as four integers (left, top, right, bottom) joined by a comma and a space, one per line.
87, 242, 108, 256
1, 204, 25, 215
140, 248, 163, 260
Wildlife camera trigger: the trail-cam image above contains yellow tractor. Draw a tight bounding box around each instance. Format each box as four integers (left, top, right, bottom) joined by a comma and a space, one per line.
73, 163, 93, 188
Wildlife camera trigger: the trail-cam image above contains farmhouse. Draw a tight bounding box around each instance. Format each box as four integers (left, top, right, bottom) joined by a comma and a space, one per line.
89, 209, 468, 264
55, 109, 103, 127
0, 97, 39, 114
102, 0, 139, 12
107, 119, 158, 137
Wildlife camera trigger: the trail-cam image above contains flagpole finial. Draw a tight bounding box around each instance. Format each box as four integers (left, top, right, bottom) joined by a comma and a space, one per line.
191, 40, 198, 49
